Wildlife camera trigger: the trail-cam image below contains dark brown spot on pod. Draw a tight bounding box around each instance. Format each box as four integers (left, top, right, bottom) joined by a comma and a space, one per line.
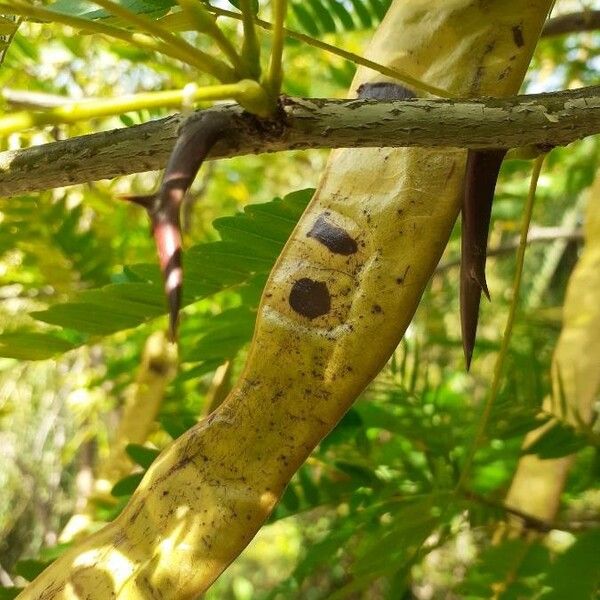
307, 214, 358, 256
512, 25, 524, 47
289, 278, 331, 319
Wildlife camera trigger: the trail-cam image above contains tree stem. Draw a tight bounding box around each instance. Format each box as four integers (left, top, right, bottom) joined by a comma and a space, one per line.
1, 87, 596, 196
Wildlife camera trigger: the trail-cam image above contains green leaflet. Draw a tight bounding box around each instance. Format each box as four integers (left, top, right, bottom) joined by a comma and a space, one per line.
182, 305, 257, 363
543, 530, 600, 600
290, 0, 390, 35
111, 472, 144, 497
125, 443, 161, 469
0, 189, 313, 360
14, 560, 53, 582
226, 0, 259, 16
0, 332, 77, 360
522, 420, 590, 459
45, 0, 174, 22
0, 14, 19, 67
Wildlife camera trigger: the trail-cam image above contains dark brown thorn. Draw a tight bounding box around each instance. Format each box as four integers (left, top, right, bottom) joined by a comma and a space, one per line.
460, 275, 481, 372
473, 267, 491, 302
166, 272, 182, 343
460, 149, 507, 370
122, 113, 229, 341
121, 194, 157, 211
152, 221, 182, 342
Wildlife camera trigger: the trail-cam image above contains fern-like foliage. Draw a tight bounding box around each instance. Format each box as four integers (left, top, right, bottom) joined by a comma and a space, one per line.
46, 0, 174, 21
0, 189, 313, 360
290, 0, 391, 36
0, 194, 118, 359
0, 14, 18, 67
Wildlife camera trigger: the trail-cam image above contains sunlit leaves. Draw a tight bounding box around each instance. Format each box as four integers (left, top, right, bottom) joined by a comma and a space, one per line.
0, 332, 76, 360
0, 189, 313, 359
46, 0, 175, 21
290, 0, 390, 35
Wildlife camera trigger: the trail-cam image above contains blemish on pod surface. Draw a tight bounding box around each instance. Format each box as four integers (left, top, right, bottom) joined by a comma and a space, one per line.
307, 213, 358, 256
289, 278, 331, 319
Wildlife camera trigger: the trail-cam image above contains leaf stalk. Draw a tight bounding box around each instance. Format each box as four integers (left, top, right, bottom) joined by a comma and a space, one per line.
175, 0, 246, 76
239, 0, 261, 79
0, 1, 217, 75
0, 80, 270, 135
266, 0, 287, 98
89, 0, 235, 81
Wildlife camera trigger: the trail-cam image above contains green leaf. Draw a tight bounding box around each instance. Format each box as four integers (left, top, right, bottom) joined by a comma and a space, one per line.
227, 0, 259, 16
39, 542, 72, 562
15, 559, 52, 581
119, 114, 136, 127
125, 444, 160, 469
111, 472, 144, 497
183, 306, 256, 363
0, 332, 77, 360
353, 496, 446, 577
306, 0, 337, 32
320, 407, 363, 450
543, 530, 600, 599
333, 460, 379, 487
0, 588, 23, 600
348, 0, 372, 28
281, 483, 301, 512
0, 15, 18, 69
291, 4, 320, 36
368, 0, 390, 20
177, 359, 224, 382
324, 0, 354, 30
9, 188, 313, 357
159, 414, 198, 439
47, 0, 174, 22
460, 539, 529, 597
298, 466, 320, 506
523, 421, 589, 459
290, 0, 390, 34
32, 298, 158, 335
266, 518, 357, 599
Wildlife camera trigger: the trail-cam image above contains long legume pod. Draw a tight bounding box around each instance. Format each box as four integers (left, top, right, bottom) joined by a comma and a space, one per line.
19, 1, 553, 598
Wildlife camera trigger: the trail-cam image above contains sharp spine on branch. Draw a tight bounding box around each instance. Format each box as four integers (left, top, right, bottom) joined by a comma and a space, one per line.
122, 114, 228, 341
460, 148, 507, 370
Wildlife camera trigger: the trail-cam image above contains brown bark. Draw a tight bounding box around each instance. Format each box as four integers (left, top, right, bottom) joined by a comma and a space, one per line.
543, 10, 600, 37
1, 86, 598, 197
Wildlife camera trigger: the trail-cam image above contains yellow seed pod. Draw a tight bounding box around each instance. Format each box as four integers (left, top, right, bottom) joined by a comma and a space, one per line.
18, 2, 554, 598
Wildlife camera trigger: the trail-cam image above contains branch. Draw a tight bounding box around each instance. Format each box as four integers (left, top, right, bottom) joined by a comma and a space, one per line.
437, 226, 584, 272
542, 10, 600, 37
2, 88, 85, 109
1, 86, 598, 197
464, 490, 598, 533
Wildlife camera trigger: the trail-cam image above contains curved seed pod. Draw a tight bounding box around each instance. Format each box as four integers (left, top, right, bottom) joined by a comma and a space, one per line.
19, 2, 554, 599
461, 148, 507, 369
124, 112, 229, 340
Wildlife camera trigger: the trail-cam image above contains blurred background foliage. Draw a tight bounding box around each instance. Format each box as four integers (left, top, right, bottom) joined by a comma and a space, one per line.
0, 0, 599, 598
